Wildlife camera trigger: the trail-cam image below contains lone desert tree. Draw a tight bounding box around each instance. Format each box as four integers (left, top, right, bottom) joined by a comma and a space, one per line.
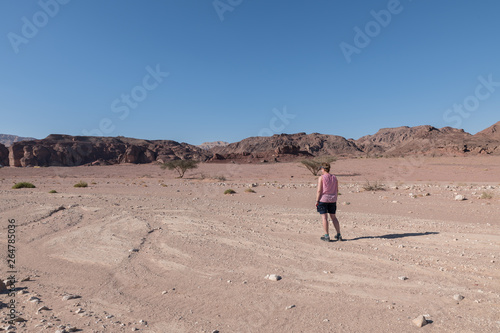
300, 156, 337, 176
160, 159, 199, 178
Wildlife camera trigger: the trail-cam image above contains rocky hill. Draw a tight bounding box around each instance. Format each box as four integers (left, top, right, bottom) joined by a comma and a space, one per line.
355, 124, 499, 156
0, 134, 37, 146
474, 121, 500, 140
1, 122, 499, 167
6, 135, 210, 167
355, 126, 470, 156
209, 132, 362, 162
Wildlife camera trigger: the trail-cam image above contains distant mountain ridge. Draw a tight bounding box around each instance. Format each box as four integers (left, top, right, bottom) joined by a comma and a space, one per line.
198, 141, 229, 150
1, 122, 499, 167
474, 121, 500, 140
0, 134, 37, 146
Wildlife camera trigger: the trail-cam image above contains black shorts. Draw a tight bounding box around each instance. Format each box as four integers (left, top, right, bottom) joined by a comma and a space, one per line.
317, 202, 337, 215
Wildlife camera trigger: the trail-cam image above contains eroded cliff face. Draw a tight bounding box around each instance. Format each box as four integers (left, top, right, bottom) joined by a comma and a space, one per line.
0, 143, 9, 166
6, 135, 210, 167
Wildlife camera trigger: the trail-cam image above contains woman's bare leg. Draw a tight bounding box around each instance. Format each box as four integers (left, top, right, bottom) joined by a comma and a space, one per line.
321, 213, 329, 235
330, 214, 340, 235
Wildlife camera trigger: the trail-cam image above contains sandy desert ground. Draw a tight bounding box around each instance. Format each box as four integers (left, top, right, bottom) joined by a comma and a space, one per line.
0, 156, 499, 332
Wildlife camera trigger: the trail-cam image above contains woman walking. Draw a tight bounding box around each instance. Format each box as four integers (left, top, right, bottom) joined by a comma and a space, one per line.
316, 162, 342, 242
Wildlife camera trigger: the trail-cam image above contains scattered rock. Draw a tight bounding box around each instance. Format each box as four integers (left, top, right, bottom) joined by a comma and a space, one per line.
412, 315, 428, 327
398, 276, 408, 281
37, 306, 50, 313
454, 195, 466, 201
21, 276, 31, 282
12, 317, 27, 322
75, 308, 85, 314
453, 294, 465, 301
62, 294, 81, 301
286, 305, 296, 310
28, 296, 41, 303
0, 280, 6, 292
265, 274, 282, 281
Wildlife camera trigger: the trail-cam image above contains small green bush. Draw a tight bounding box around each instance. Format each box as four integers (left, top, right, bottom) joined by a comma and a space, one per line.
245, 188, 256, 193
12, 182, 36, 189
224, 189, 236, 195
362, 180, 386, 191
480, 191, 493, 199
74, 181, 88, 188
49, 190, 58, 193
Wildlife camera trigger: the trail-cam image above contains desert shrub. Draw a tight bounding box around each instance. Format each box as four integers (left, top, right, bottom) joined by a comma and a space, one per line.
480, 191, 493, 199
49, 190, 57, 193
214, 175, 226, 181
74, 181, 88, 188
245, 188, 256, 193
300, 156, 337, 176
12, 182, 36, 189
224, 189, 236, 195
362, 180, 386, 191
160, 159, 199, 178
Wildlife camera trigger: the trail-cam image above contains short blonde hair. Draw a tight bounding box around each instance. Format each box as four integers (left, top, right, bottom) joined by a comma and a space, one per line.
321, 162, 330, 173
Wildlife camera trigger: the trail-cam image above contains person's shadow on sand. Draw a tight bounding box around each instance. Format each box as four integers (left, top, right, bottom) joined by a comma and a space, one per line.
347, 231, 439, 241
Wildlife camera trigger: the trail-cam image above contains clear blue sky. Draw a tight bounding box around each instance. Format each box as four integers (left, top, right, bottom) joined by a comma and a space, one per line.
1, 0, 499, 145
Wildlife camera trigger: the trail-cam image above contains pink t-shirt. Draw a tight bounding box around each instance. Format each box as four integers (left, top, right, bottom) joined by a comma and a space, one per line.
319, 174, 338, 203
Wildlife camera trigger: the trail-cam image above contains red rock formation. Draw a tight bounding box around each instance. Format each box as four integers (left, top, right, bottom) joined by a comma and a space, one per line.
210, 132, 361, 162
474, 121, 500, 140
354, 125, 500, 156
0, 143, 9, 166
8, 135, 210, 167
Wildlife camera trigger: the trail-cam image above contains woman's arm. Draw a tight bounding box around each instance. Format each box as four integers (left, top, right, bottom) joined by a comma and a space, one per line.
316, 176, 322, 203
